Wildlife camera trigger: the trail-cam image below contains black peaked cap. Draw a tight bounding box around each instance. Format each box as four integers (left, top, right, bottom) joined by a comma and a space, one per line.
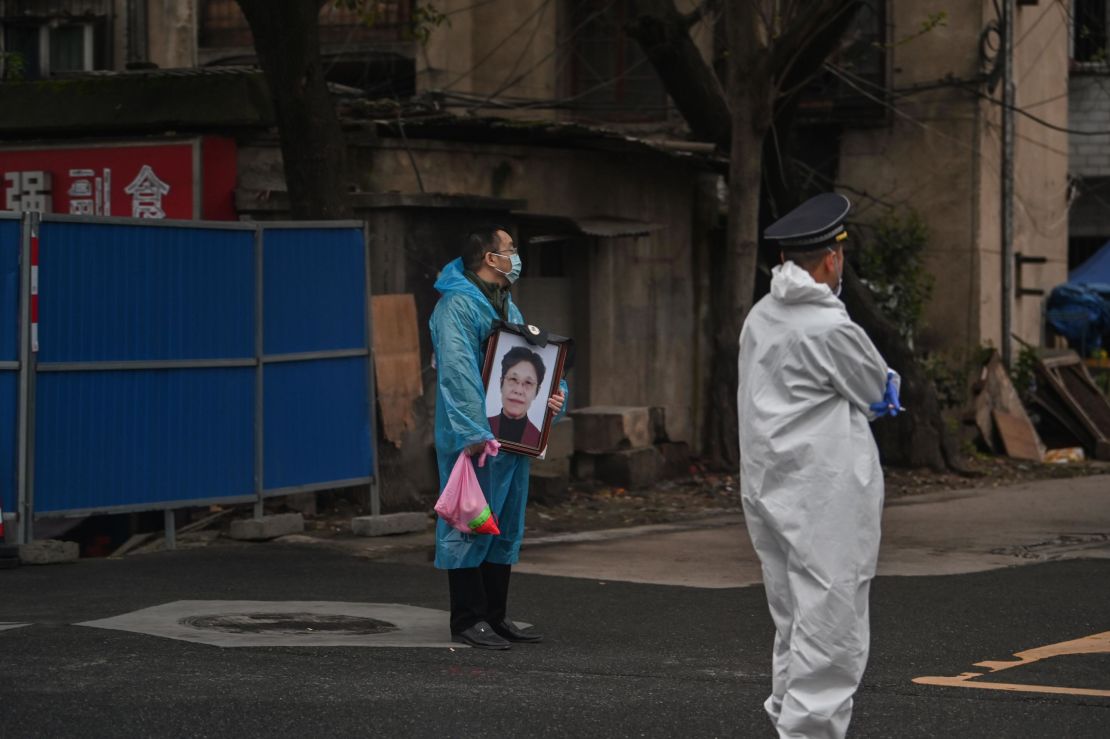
763, 193, 852, 251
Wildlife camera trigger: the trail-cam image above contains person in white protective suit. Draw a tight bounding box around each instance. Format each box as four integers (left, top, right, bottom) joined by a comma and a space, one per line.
737, 193, 901, 739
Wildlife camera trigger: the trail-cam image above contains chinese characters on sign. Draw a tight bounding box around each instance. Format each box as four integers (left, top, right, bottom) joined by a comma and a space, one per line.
5, 165, 170, 218
67, 168, 111, 215
4, 171, 53, 212
0, 138, 237, 221
124, 165, 171, 218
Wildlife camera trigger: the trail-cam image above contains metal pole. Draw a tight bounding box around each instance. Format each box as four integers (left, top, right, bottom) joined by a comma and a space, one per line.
15, 213, 32, 545
253, 224, 265, 520
1001, 0, 1015, 367
163, 509, 176, 550
363, 220, 381, 517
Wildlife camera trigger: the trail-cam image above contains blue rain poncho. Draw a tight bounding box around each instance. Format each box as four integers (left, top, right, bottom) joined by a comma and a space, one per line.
430, 258, 568, 569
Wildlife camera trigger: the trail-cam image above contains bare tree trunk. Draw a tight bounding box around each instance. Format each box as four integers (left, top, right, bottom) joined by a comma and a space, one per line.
235, 0, 353, 219
701, 2, 774, 467
626, 0, 966, 472
840, 267, 968, 471
627, 0, 730, 148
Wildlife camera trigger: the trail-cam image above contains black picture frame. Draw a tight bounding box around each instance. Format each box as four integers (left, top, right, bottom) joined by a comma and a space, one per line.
480, 323, 570, 457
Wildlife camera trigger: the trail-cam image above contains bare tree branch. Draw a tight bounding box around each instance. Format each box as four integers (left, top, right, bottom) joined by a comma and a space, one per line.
681, 0, 721, 29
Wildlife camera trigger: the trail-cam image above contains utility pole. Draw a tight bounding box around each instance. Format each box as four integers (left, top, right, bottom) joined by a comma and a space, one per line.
1001, 0, 1015, 367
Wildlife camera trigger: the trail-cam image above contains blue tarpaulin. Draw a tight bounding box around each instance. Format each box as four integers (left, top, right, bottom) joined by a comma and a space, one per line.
1070, 239, 1110, 286
1048, 242, 1110, 354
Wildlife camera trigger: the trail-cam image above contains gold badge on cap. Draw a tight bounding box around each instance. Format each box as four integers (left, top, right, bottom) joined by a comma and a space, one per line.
527, 325, 541, 335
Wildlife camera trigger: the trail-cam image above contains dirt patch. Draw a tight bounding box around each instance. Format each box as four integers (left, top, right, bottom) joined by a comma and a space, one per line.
522, 456, 1110, 536
271, 455, 1110, 542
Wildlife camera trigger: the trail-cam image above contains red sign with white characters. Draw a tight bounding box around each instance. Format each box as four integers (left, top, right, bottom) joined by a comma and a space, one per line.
0, 137, 237, 221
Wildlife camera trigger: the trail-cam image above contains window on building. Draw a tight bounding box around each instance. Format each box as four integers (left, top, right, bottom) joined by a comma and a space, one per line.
565, 0, 669, 122
1073, 0, 1108, 63
197, 0, 417, 96
0, 0, 108, 80
796, 0, 887, 126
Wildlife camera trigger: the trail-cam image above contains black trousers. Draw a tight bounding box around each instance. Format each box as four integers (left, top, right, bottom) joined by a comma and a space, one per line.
447, 562, 511, 635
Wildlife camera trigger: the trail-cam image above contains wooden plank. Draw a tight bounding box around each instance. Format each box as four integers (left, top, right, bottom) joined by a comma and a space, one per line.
108, 533, 154, 559
1040, 351, 1083, 370
1040, 363, 1108, 444
992, 409, 1044, 462
970, 350, 1041, 454
370, 294, 424, 447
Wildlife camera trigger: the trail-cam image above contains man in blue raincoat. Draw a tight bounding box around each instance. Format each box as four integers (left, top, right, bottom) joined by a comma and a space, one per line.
430, 226, 567, 650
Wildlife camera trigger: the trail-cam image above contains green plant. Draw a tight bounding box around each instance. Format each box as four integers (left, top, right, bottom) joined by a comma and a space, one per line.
853, 208, 935, 350
335, 1, 448, 45
0, 51, 25, 81
1010, 344, 1039, 406
920, 352, 967, 410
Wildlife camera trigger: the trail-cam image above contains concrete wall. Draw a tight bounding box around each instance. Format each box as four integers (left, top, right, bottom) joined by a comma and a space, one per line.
838, 1, 985, 361
417, 0, 714, 122
418, 0, 558, 113
1009, 0, 1069, 346
110, 0, 197, 70
147, 0, 197, 68
838, 0, 1068, 363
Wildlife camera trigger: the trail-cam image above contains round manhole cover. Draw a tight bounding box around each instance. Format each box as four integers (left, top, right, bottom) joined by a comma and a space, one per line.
181, 613, 399, 635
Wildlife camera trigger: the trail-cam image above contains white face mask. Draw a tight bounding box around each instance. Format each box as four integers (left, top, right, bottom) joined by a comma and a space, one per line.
829, 247, 843, 298
489, 251, 522, 284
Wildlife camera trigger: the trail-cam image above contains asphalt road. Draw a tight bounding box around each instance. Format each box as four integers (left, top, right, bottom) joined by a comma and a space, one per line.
1, 543, 1107, 738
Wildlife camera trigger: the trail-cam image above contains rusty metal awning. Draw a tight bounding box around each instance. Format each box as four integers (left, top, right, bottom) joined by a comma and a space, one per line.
515, 213, 665, 244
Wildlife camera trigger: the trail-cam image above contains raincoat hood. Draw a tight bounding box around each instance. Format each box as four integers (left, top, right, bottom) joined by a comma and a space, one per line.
770, 260, 839, 306
435, 257, 486, 301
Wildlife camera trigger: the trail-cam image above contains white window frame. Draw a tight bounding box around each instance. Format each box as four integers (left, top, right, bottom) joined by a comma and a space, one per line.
39, 22, 94, 75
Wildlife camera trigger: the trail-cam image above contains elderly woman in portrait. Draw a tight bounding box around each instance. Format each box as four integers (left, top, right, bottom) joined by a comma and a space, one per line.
488, 346, 545, 446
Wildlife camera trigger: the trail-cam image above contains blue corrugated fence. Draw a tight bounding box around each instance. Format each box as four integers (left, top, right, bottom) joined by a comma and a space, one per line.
0, 215, 20, 522
2, 214, 377, 539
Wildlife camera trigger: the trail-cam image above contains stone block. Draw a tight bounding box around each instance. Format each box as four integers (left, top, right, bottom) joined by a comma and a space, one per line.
649, 406, 669, 443
351, 512, 429, 537
571, 452, 596, 480
657, 441, 692, 479
594, 447, 663, 490
543, 417, 574, 460
571, 406, 652, 453
531, 454, 571, 477
528, 468, 570, 506
19, 539, 79, 565
228, 513, 304, 541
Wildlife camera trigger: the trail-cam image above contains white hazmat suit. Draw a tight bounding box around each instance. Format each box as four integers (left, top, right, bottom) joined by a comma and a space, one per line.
737, 261, 897, 739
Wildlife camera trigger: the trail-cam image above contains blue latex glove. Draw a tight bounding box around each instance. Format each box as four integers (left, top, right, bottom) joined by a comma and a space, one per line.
869, 371, 903, 418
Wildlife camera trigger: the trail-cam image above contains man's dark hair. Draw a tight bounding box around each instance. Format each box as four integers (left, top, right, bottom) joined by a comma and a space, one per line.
783, 246, 833, 272
500, 345, 546, 386
462, 226, 508, 271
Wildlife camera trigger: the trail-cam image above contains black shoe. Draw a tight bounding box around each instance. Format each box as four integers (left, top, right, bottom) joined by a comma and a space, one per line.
452, 621, 511, 650
491, 619, 543, 643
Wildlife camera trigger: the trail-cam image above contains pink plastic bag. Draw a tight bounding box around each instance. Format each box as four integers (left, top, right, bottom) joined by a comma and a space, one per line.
434, 440, 501, 535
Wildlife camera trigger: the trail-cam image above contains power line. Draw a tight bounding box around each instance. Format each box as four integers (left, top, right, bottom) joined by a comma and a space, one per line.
464, 0, 624, 114
438, 0, 555, 92
468, 0, 554, 111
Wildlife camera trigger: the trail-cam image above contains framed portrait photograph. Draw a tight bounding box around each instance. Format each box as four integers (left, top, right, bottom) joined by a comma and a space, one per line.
481, 323, 570, 457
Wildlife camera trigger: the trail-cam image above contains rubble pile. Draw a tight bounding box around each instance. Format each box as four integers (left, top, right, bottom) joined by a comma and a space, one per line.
967, 349, 1110, 462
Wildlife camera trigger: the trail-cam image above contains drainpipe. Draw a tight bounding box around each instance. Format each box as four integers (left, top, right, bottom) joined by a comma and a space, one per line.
1001, 0, 1015, 367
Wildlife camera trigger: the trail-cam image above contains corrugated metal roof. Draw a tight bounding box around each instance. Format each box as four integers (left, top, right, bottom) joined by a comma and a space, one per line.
576, 216, 665, 238
517, 213, 665, 242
